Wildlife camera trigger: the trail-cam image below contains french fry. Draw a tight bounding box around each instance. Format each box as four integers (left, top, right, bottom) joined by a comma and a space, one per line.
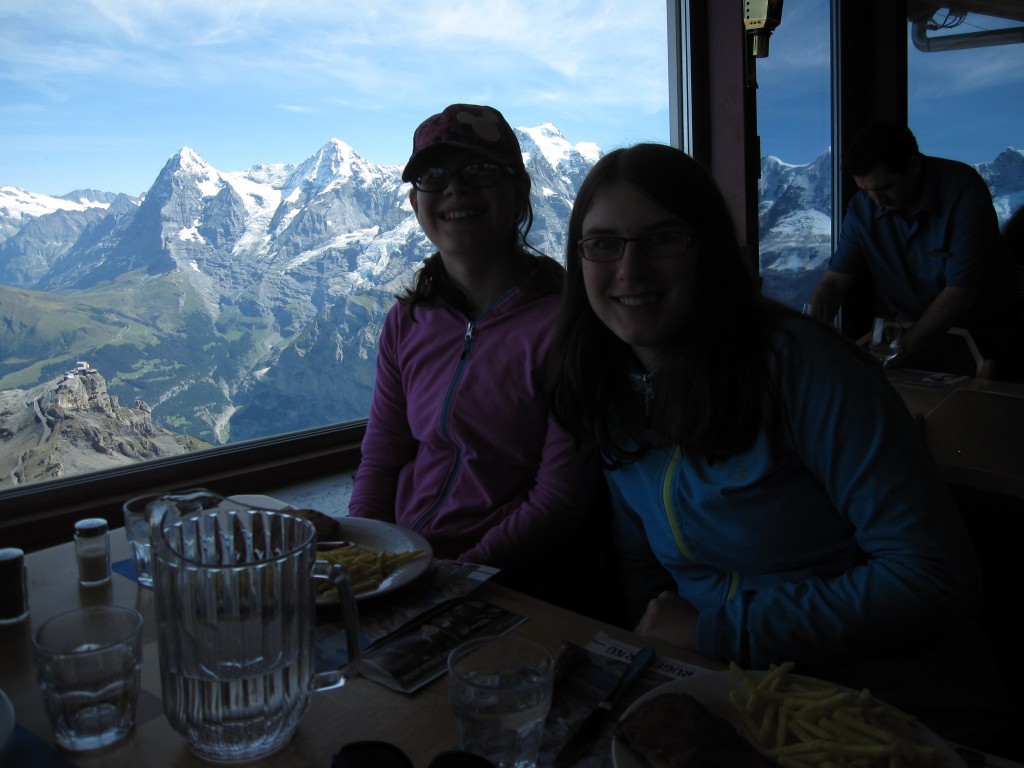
727, 662, 940, 768
316, 544, 424, 596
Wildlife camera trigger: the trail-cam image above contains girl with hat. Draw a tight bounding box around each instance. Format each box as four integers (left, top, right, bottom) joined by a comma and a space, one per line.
349, 105, 601, 607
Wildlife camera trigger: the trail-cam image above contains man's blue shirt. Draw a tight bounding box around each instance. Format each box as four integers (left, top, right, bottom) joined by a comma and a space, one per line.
829, 155, 999, 318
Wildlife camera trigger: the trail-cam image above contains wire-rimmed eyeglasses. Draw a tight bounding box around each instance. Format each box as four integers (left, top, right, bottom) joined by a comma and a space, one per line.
411, 162, 514, 193
577, 230, 695, 262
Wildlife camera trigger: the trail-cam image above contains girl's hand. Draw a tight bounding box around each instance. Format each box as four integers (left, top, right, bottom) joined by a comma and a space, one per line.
635, 591, 700, 652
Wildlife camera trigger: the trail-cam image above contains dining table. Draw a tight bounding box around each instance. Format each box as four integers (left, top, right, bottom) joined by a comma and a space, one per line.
4, 524, 1022, 768
0, 532, 712, 768
888, 368, 1024, 420
887, 369, 1024, 500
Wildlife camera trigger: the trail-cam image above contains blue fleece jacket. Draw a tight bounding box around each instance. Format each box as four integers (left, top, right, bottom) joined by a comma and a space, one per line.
608, 317, 1013, 741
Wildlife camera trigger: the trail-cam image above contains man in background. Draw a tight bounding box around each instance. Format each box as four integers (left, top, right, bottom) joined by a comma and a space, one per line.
810, 120, 1019, 379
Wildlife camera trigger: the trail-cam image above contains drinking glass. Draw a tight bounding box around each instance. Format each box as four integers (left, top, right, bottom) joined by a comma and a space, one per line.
447, 636, 554, 768
869, 317, 903, 366
32, 606, 144, 752
152, 504, 361, 762
801, 302, 842, 330
122, 488, 226, 587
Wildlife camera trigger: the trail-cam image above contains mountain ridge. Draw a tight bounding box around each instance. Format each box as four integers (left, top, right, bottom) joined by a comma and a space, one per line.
0, 124, 601, 460
0, 365, 207, 487
1, 132, 1022, 486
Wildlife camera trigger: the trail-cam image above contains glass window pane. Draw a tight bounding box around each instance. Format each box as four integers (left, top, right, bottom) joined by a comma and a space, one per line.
755, 0, 834, 310
908, 11, 1024, 229
0, 2, 669, 488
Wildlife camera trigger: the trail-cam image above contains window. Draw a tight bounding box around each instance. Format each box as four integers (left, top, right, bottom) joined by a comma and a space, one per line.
0, 2, 669, 490
755, 0, 833, 310
908, 10, 1024, 228
757, 1, 1023, 309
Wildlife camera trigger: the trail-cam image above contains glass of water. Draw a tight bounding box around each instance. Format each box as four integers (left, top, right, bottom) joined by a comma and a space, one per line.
447, 636, 554, 768
32, 606, 144, 752
122, 488, 226, 587
869, 316, 904, 366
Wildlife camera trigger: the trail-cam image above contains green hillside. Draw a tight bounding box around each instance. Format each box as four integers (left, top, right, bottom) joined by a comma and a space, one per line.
0, 271, 276, 444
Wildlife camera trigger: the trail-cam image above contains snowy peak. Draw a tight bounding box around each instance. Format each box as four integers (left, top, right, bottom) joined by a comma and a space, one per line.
977, 147, 1024, 200
177, 146, 212, 174
289, 138, 388, 195
60, 189, 125, 206
1, 184, 111, 221
165, 146, 225, 198
518, 123, 601, 169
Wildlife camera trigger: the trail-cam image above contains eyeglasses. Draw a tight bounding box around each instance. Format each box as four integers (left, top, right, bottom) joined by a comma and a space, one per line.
577, 230, 695, 262
411, 162, 514, 193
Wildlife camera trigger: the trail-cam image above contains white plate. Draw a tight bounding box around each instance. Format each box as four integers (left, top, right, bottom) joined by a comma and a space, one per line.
227, 495, 433, 601
611, 671, 966, 768
0, 687, 13, 755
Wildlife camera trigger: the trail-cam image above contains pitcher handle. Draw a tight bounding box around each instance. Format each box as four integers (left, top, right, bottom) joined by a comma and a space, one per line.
312, 561, 362, 690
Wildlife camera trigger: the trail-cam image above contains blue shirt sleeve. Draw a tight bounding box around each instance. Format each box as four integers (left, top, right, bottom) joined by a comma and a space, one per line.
697, 321, 983, 669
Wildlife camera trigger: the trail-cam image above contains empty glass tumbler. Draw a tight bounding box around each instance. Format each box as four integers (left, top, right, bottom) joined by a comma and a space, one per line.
32, 606, 144, 751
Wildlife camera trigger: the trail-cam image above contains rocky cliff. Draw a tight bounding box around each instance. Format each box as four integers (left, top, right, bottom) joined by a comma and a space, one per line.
0, 366, 207, 488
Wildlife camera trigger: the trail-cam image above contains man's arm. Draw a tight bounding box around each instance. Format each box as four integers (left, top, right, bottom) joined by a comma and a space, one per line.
809, 270, 856, 323
898, 284, 977, 360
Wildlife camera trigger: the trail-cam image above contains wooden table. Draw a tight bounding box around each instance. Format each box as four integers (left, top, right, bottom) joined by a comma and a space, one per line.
890, 372, 1024, 500
1, 535, 709, 767
889, 371, 1024, 419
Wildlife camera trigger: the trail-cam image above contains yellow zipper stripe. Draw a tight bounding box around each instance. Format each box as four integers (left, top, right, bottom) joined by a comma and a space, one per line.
662, 447, 742, 600
662, 447, 697, 562
725, 570, 741, 600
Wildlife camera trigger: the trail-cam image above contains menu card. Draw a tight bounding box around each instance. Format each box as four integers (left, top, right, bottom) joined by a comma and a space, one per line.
314, 560, 525, 693
885, 368, 969, 388
359, 598, 526, 693
538, 633, 711, 767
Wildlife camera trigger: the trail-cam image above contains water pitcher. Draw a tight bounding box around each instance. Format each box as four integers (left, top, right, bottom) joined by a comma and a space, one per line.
152, 502, 360, 762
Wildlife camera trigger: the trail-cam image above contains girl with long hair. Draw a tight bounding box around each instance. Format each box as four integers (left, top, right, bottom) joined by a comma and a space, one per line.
548, 143, 1017, 751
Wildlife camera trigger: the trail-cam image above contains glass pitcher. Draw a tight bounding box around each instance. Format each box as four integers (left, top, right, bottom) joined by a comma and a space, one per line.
151, 502, 360, 762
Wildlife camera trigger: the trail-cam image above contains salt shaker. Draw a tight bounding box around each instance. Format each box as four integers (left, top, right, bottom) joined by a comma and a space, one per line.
0, 547, 29, 624
75, 517, 111, 586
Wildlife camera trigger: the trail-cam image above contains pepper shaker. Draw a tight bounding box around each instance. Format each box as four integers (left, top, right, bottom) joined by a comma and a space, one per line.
0, 547, 29, 624
75, 517, 111, 586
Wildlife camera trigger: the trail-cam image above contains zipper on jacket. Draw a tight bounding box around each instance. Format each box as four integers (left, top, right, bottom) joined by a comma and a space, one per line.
662, 447, 696, 562
641, 372, 655, 427
460, 321, 474, 360
411, 292, 515, 534
663, 446, 742, 601
413, 344, 468, 533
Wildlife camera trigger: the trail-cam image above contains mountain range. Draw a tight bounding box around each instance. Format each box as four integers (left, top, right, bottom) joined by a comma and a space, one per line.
0, 124, 599, 464
1, 127, 1022, 484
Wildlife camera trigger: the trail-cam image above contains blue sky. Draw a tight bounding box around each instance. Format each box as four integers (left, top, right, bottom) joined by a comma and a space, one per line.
0, 0, 669, 195
756, 3, 1024, 168
1, 0, 1021, 196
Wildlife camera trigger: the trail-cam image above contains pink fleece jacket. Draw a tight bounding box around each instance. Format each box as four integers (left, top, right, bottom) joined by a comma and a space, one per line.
349, 286, 597, 570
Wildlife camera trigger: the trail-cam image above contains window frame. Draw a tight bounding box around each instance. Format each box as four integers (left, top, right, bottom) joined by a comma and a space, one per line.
0, 421, 365, 551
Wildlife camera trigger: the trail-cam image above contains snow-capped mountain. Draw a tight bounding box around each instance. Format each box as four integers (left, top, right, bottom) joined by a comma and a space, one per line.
0, 186, 115, 223
978, 148, 1024, 220
0, 124, 601, 448
756, 146, 1024, 307
1, 135, 1021, 456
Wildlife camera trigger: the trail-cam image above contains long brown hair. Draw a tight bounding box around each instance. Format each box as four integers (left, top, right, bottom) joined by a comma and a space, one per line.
547, 144, 786, 465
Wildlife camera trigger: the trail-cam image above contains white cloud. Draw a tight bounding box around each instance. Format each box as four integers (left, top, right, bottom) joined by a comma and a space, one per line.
1, 1, 667, 112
